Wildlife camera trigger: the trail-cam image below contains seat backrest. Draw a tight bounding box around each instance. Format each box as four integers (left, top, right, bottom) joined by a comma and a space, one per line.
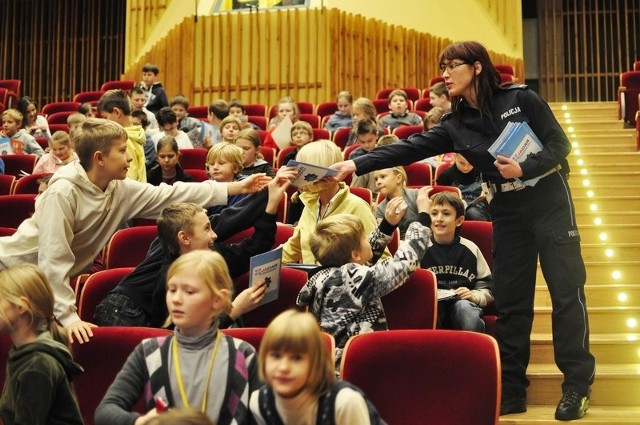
392, 124, 424, 140
414, 98, 433, 113
0, 194, 36, 228
48, 123, 69, 133
222, 327, 335, 358
46, 111, 74, 124
103, 225, 158, 269
495, 64, 515, 75
340, 329, 500, 425
12, 172, 51, 195
376, 88, 394, 100
332, 127, 352, 150
233, 267, 308, 327
268, 101, 314, 119
311, 128, 331, 141
459, 220, 493, 270
315, 101, 337, 119
401, 87, 421, 102
77, 267, 135, 321
42, 101, 81, 116
382, 268, 437, 330
247, 115, 267, 130
298, 113, 321, 129
403, 162, 432, 186
342, 143, 360, 160
261, 146, 276, 167
372, 99, 389, 115
0, 174, 15, 195
276, 145, 297, 168
184, 168, 210, 182
619, 71, 640, 125
72, 326, 172, 425
73, 90, 106, 104
100, 80, 136, 92
178, 148, 208, 170
245, 103, 267, 117
0, 226, 16, 237
186, 105, 209, 120
222, 222, 295, 249
348, 186, 372, 208
429, 75, 445, 87
634, 60, 640, 72
0, 154, 37, 176
434, 161, 453, 182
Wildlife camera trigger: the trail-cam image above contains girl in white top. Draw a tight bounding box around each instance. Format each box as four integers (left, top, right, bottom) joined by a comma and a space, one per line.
17, 96, 52, 142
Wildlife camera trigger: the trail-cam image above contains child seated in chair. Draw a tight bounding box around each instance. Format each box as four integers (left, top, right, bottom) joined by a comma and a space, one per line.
419, 191, 494, 332
378, 89, 423, 131
324, 90, 353, 132
206, 142, 248, 215
94, 169, 294, 329
33, 130, 79, 174
297, 191, 432, 370
235, 128, 275, 177
349, 120, 381, 197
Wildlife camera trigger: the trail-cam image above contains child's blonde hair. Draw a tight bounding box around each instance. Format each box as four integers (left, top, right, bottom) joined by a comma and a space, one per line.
73, 118, 127, 170
206, 142, 244, 177
259, 310, 335, 396
373, 166, 407, 186
67, 113, 87, 132
51, 130, 73, 149
336, 91, 353, 104
424, 106, 445, 129
376, 134, 399, 147
310, 213, 365, 267
235, 128, 264, 160
157, 136, 180, 154
352, 97, 376, 120
295, 139, 341, 168
290, 121, 313, 138
388, 89, 408, 102
276, 96, 299, 117
429, 81, 450, 99
165, 250, 233, 328
147, 408, 214, 425
0, 264, 69, 347
157, 203, 204, 257
2, 109, 23, 126
219, 116, 243, 136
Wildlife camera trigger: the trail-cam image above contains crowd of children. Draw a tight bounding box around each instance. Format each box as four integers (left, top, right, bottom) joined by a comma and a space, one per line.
0, 57, 511, 425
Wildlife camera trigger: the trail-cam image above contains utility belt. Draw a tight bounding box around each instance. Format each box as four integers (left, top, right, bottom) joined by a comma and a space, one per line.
485, 164, 562, 195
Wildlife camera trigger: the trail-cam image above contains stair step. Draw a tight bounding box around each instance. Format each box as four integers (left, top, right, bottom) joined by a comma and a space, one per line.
571, 142, 637, 153
560, 120, 628, 131
578, 224, 640, 244
573, 195, 640, 211
535, 284, 640, 308
532, 306, 640, 334
543, 260, 640, 282
526, 363, 640, 406
530, 333, 640, 364
577, 211, 640, 225
580, 243, 640, 262
499, 405, 640, 424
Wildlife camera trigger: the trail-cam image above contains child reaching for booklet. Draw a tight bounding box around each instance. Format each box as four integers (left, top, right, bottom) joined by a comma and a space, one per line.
0, 264, 83, 425
95, 249, 261, 425
249, 309, 385, 425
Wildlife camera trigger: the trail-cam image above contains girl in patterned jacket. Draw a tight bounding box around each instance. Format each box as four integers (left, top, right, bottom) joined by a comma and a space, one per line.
95, 250, 261, 425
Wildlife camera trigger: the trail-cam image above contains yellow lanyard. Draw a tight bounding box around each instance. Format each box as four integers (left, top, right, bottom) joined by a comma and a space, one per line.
172, 331, 221, 413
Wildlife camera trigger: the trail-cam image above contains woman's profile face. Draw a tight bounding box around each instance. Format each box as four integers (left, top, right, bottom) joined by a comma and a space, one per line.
441, 60, 477, 100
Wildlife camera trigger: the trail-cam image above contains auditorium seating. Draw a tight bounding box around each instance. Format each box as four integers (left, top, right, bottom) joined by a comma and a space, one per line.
103, 225, 158, 269
12, 172, 51, 195
618, 71, 640, 126
77, 267, 135, 321
382, 268, 437, 330
100, 80, 136, 92
0, 154, 37, 176
0, 194, 36, 228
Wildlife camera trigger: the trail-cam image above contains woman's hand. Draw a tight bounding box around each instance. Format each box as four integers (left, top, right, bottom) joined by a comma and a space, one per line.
494, 155, 523, 180
384, 196, 408, 226
66, 319, 96, 344
227, 173, 271, 195
329, 160, 356, 181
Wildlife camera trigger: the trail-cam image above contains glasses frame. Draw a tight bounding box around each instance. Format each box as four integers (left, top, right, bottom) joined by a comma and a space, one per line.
440, 61, 468, 73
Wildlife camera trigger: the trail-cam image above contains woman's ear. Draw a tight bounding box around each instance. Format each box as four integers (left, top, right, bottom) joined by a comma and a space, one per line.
474, 61, 483, 75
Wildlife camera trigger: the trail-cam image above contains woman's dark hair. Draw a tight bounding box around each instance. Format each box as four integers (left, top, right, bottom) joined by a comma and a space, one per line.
16, 96, 38, 128
439, 41, 500, 121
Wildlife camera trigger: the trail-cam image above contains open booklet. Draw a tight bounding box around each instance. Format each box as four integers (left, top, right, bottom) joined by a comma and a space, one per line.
285, 159, 338, 187
488, 121, 544, 187
437, 288, 459, 302
0, 136, 14, 155
249, 246, 283, 306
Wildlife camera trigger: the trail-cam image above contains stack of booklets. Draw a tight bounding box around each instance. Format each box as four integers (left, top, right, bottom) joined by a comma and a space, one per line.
249, 247, 283, 306
487, 121, 544, 187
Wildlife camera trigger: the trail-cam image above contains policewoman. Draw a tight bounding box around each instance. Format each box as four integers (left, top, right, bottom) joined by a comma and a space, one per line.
331, 40, 595, 421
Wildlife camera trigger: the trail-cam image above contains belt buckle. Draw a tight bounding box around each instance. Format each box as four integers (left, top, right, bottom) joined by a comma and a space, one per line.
502, 180, 526, 192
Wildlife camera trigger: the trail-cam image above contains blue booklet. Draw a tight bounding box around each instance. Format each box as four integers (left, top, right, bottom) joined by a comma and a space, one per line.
0, 136, 13, 155
249, 246, 283, 306
285, 160, 338, 187
488, 121, 544, 187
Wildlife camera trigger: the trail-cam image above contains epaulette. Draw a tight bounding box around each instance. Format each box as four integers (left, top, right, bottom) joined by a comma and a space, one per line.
502, 83, 529, 90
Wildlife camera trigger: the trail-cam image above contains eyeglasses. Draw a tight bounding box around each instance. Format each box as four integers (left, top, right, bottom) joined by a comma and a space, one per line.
440, 61, 468, 73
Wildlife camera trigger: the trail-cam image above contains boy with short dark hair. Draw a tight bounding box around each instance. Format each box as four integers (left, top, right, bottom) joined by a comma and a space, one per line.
97, 89, 147, 182
140, 62, 169, 114
170, 95, 203, 145
130, 87, 159, 134
0, 118, 269, 343
378, 89, 422, 131
419, 191, 494, 332
297, 191, 433, 368
152, 107, 193, 149
349, 119, 380, 195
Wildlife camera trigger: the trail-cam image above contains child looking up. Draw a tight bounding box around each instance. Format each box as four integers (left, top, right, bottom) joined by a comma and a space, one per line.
419, 191, 493, 332
282, 120, 313, 166
95, 249, 261, 425
147, 136, 193, 186
1, 109, 45, 158
263, 97, 299, 151
378, 89, 423, 131
297, 191, 432, 368
206, 142, 248, 215
0, 118, 269, 343
0, 264, 83, 425
324, 91, 353, 132
139, 62, 169, 115
250, 310, 384, 425
33, 130, 79, 174
219, 116, 243, 143
373, 166, 421, 240
235, 128, 275, 177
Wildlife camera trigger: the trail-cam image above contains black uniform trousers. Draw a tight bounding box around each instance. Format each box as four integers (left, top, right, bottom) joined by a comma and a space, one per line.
490, 170, 596, 399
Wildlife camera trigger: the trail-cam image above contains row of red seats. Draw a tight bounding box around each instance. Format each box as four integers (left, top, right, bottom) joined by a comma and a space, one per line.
617, 60, 640, 128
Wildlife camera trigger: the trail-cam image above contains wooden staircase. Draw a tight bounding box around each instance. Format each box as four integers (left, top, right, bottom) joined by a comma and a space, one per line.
499, 102, 640, 424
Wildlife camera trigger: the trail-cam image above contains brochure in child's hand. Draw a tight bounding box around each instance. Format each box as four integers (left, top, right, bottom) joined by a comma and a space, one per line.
437, 288, 458, 301
0, 136, 13, 155
286, 160, 338, 187
249, 246, 283, 306
487, 121, 544, 187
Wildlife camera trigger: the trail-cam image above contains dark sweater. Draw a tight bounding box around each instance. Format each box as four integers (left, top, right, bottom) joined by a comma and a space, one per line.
0, 333, 83, 425
146, 164, 193, 186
